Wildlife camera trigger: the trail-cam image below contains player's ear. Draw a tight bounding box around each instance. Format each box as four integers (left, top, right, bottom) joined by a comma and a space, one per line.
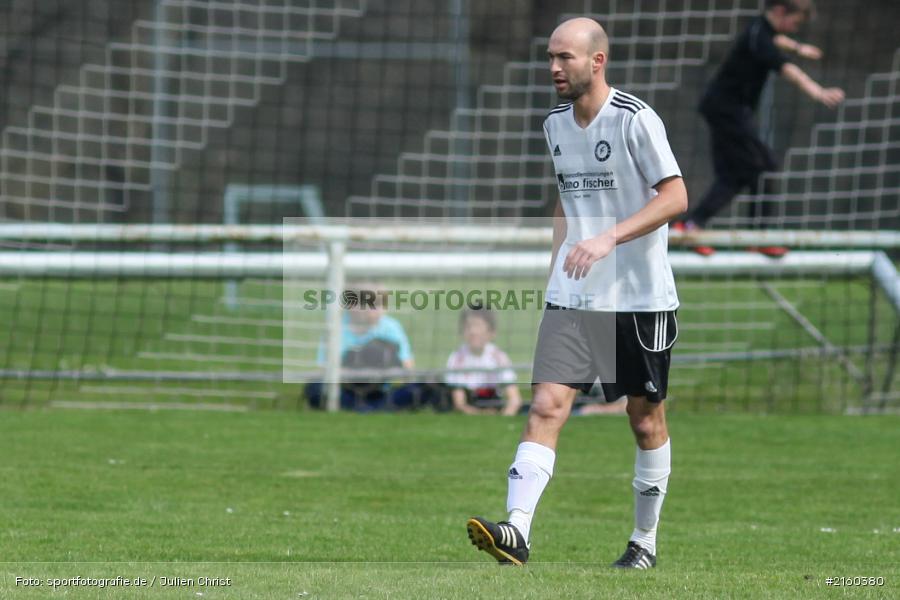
592, 51, 606, 72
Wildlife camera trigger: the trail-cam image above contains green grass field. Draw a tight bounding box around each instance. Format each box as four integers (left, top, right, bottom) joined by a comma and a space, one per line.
0, 409, 897, 598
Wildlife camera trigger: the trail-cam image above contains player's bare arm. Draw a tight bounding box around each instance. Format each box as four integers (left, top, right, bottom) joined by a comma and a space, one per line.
563, 175, 687, 280
451, 388, 490, 415
780, 62, 845, 108
773, 34, 823, 59
501, 384, 523, 416
549, 197, 567, 277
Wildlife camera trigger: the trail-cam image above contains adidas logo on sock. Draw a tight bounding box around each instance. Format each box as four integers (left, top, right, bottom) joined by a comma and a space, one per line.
508, 467, 523, 480
640, 486, 661, 497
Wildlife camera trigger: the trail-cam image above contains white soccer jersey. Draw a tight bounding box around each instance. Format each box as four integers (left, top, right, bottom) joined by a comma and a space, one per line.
543, 88, 682, 312
445, 343, 516, 390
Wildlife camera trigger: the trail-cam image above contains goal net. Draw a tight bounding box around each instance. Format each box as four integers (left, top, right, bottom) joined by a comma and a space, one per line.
0, 223, 896, 414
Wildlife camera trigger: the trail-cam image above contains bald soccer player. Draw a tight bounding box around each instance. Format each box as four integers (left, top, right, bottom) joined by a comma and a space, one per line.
467, 17, 688, 569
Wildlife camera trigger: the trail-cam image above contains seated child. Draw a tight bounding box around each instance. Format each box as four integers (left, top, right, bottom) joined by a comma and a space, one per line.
445, 306, 522, 416
306, 283, 417, 411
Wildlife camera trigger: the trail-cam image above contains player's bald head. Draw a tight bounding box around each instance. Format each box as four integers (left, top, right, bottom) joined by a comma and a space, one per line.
550, 17, 609, 57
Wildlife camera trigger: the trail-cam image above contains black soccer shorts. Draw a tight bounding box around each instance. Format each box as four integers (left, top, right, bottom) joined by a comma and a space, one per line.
531, 303, 677, 403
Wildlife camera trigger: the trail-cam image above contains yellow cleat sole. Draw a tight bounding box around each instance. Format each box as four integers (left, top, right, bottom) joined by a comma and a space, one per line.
466, 518, 524, 566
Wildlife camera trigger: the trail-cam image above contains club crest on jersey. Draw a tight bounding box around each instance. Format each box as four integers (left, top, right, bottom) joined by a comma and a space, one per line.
594, 140, 611, 162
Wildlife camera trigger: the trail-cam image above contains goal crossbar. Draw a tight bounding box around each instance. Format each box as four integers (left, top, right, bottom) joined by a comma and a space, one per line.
0, 223, 898, 248
0, 250, 888, 279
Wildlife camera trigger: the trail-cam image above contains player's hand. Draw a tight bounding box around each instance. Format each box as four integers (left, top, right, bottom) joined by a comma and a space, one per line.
563, 232, 615, 280
818, 87, 845, 109
796, 43, 823, 60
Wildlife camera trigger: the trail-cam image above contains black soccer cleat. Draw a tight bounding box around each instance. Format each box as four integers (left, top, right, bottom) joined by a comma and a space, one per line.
466, 517, 529, 565
611, 541, 656, 569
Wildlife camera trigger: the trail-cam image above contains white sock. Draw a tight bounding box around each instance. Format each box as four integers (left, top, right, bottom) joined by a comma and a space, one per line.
630, 439, 671, 556
506, 441, 555, 545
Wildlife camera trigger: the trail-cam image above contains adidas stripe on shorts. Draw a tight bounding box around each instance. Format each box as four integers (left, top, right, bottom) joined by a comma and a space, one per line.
531, 303, 677, 402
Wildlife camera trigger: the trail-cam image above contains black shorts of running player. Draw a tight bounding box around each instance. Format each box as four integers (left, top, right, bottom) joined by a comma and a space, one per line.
531, 303, 677, 403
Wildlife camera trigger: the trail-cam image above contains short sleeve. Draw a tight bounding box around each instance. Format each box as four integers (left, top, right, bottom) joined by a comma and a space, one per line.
444, 351, 465, 388
496, 350, 517, 385
385, 319, 413, 363
543, 120, 554, 154
626, 109, 682, 188
749, 21, 788, 72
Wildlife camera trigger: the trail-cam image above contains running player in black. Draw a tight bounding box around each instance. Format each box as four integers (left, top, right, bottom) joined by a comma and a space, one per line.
675, 0, 844, 257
